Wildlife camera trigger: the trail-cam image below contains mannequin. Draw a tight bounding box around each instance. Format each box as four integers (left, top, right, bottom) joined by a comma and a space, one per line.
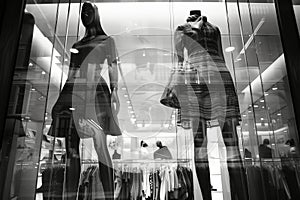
174, 10, 249, 200
49, 2, 121, 199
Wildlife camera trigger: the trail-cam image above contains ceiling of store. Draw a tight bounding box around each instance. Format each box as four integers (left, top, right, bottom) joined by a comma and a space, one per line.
14, 2, 300, 137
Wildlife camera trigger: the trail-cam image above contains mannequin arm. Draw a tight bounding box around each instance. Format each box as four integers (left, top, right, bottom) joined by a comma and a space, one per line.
109, 61, 120, 114
109, 61, 118, 91
217, 28, 225, 61
175, 26, 185, 65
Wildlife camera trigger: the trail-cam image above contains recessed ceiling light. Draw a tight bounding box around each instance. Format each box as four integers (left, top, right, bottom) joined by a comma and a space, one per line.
225, 46, 235, 52
277, 113, 281, 116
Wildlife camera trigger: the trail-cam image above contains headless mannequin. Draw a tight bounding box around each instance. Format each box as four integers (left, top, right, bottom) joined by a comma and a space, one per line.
50, 2, 120, 199
176, 10, 249, 200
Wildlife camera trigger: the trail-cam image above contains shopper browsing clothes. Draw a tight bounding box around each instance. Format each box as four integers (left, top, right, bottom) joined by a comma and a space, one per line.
153, 141, 172, 160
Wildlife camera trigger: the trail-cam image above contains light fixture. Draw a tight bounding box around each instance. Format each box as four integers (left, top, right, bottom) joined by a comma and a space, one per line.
242, 114, 247, 117
277, 113, 281, 116
70, 48, 79, 54
260, 117, 264, 120
126, 100, 130, 104
124, 94, 128, 98
225, 46, 235, 52
248, 110, 252, 113
264, 92, 269, 96
31, 88, 36, 91
42, 71, 46, 75
254, 105, 259, 108
272, 87, 278, 90
260, 99, 264, 102
69, 107, 75, 111
29, 62, 33, 67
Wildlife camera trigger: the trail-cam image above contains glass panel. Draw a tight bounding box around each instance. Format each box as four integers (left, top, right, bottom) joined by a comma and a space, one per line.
1, 0, 300, 200
293, 0, 300, 34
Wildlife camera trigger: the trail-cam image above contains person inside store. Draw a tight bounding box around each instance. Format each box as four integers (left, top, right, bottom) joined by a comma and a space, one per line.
285, 138, 299, 157
173, 10, 249, 200
153, 141, 172, 159
112, 150, 121, 160
258, 139, 273, 159
244, 148, 252, 159
140, 140, 151, 159
48, 1, 121, 199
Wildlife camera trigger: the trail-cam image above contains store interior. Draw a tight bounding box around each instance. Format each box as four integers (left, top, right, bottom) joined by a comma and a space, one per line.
6, 1, 300, 199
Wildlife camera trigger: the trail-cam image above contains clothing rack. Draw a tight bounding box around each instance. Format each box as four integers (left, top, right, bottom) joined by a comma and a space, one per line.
112, 158, 191, 164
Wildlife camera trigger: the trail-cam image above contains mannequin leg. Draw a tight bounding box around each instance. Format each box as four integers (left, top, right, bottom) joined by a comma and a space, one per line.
220, 118, 249, 200
65, 127, 81, 200
193, 119, 212, 200
93, 131, 114, 200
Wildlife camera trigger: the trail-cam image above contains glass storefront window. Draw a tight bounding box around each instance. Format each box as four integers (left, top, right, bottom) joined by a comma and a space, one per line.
293, 0, 300, 34
1, 0, 300, 200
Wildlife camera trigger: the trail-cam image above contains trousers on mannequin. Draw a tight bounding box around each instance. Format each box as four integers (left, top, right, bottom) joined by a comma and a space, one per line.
193, 118, 249, 200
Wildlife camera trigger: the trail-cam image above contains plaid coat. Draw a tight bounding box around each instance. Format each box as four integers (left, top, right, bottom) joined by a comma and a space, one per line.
174, 17, 240, 123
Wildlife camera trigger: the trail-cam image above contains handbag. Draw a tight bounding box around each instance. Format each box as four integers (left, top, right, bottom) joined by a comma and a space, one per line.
160, 62, 200, 109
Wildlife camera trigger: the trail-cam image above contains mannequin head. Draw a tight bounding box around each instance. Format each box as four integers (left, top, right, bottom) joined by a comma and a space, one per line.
81, 1, 106, 37
141, 140, 148, 148
187, 9, 201, 22
156, 141, 163, 148
81, 2, 95, 27
190, 10, 201, 17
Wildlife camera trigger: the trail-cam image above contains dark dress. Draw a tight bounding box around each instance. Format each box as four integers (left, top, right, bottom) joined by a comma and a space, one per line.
175, 18, 240, 123
50, 35, 121, 137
